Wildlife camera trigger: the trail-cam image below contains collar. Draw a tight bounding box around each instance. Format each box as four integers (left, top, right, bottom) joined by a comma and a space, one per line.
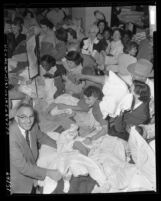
18, 125, 27, 138
17, 124, 32, 148
133, 100, 142, 110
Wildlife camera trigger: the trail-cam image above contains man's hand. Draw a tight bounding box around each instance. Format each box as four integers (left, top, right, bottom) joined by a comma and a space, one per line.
46, 169, 62, 181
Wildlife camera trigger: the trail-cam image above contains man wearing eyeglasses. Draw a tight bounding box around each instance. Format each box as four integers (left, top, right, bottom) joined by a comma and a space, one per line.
9, 103, 62, 194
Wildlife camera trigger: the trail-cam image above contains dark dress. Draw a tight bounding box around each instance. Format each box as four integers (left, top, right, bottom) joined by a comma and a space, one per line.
109, 101, 150, 141
94, 38, 109, 53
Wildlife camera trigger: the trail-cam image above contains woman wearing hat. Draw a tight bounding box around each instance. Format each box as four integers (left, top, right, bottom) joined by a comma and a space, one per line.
127, 58, 154, 118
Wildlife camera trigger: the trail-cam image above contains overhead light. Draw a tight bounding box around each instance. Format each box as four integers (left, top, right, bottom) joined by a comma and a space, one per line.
149, 6, 156, 36
149, 6, 156, 25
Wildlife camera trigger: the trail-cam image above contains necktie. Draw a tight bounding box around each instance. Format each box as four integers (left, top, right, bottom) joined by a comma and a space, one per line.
25, 130, 30, 148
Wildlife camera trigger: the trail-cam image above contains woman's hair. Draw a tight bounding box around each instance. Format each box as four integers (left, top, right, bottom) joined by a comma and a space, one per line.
123, 41, 138, 54
39, 18, 53, 29
83, 86, 103, 100
12, 17, 24, 33
123, 30, 133, 40
67, 28, 77, 39
23, 9, 34, 18
40, 55, 56, 67
125, 22, 136, 35
133, 80, 151, 102
97, 19, 108, 30
65, 51, 83, 66
55, 27, 68, 42
112, 28, 123, 38
93, 10, 105, 20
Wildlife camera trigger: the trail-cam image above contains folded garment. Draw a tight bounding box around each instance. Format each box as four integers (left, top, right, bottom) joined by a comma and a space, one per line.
18, 84, 37, 98
54, 93, 79, 106
100, 71, 131, 118
37, 147, 106, 194
57, 124, 79, 153
53, 175, 97, 194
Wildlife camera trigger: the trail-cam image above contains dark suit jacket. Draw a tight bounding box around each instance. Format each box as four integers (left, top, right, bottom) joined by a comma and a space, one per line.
9, 121, 57, 194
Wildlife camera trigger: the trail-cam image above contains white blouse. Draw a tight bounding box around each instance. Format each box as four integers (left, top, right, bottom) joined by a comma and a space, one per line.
82, 37, 99, 57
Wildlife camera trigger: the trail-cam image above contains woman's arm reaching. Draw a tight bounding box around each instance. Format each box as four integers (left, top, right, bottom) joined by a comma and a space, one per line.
76, 74, 106, 85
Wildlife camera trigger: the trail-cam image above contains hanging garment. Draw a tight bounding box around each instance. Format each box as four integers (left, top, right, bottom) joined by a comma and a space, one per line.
26, 35, 39, 78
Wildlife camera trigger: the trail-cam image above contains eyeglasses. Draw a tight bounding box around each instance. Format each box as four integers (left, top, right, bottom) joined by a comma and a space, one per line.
17, 115, 34, 121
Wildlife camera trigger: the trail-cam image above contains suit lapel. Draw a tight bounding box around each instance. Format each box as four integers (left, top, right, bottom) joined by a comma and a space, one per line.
14, 123, 36, 162
30, 125, 38, 160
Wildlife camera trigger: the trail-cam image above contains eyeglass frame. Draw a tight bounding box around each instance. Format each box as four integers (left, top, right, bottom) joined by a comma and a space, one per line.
16, 115, 34, 121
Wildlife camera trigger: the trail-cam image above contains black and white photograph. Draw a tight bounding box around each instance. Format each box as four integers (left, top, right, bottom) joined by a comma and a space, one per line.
4, 2, 157, 195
